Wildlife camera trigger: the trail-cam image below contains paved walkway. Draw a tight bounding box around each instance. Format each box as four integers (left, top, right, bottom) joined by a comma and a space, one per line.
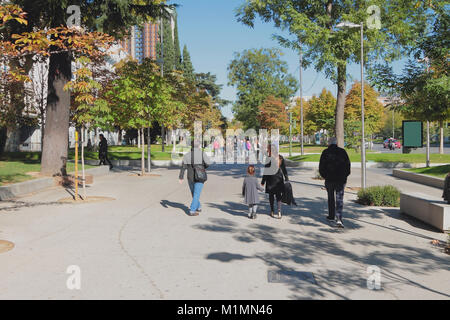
0, 164, 448, 299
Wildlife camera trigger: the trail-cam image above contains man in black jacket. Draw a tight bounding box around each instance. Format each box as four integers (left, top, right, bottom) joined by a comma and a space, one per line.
319, 137, 351, 228
99, 134, 113, 169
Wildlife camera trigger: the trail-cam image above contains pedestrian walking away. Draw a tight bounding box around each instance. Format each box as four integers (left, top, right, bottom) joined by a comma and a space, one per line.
242, 165, 264, 219
319, 137, 351, 228
261, 145, 289, 219
179, 140, 212, 216
98, 134, 113, 169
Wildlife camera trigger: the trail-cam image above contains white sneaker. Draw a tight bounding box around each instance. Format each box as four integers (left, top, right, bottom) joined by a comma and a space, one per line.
336, 220, 344, 228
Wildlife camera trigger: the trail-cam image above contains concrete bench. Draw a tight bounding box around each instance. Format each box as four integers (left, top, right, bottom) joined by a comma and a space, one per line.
400, 192, 450, 232
393, 169, 445, 189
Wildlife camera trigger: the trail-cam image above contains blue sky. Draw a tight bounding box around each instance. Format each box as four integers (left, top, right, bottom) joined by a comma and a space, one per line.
174, 0, 401, 119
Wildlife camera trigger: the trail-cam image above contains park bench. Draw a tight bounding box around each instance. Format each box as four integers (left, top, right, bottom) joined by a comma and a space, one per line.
400, 192, 450, 232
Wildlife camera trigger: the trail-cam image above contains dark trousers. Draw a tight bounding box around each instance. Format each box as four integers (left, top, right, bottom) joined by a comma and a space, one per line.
99, 152, 112, 167
269, 192, 282, 212
325, 181, 345, 220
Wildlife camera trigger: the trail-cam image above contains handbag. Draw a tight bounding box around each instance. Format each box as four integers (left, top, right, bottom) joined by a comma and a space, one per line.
191, 151, 207, 183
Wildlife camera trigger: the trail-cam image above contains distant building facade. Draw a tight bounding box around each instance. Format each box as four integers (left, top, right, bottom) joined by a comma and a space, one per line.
120, 23, 159, 63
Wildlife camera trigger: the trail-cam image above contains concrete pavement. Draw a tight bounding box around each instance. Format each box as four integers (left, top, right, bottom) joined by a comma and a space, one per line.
0, 164, 448, 299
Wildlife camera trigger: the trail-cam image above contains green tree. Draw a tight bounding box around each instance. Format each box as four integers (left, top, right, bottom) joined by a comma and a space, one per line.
379, 109, 404, 140
65, 56, 110, 198
227, 48, 297, 130
305, 88, 336, 135
236, 0, 430, 147
173, 13, 182, 71
161, 15, 175, 72
8, 0, 171, 175
345, 82, 384, 139
291, 98, 317, 137
371, 5, 449, 154
195, 72, 230, 108
182, 45, 195, 82
107, 59, 176, 175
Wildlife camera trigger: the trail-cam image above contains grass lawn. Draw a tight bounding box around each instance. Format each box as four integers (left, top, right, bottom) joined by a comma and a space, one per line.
289, 150, 450, 163
0, 145, 183, 185
405, 165, 450, 178
280, 144, 326, 153
69, 144, 185, 161
0, 160, 94, 186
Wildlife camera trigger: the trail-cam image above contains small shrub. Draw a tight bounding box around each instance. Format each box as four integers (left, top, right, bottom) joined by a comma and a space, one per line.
357, 185, 400, 207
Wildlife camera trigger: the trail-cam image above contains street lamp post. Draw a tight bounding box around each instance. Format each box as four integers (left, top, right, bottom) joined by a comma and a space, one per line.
289, 111, 293, 157
299, 44, 304, 156
336, 21, 366, 189
285, 106, 293, 157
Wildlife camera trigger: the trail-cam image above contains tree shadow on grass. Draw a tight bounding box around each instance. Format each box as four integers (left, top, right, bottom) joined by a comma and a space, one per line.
0, 173, 33, 185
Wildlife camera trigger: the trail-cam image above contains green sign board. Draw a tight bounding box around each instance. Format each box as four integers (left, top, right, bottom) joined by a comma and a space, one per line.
402, 121, 423, 148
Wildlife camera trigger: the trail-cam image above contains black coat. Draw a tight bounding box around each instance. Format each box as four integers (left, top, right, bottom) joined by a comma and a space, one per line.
262, 155, 288, 194
99, 138, 108, 154
319, 145, 351, 184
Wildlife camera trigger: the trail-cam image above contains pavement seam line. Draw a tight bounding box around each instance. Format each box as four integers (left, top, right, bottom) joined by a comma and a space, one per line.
117, 187, 181, 299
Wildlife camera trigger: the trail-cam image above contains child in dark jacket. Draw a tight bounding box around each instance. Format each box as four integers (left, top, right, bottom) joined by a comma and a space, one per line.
242, 165, 264, 219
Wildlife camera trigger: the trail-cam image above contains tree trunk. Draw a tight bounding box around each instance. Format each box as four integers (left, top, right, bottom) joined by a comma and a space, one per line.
81, 127, 86, 200
40, 52, 72, 176
147, 127, 151, 172
141, 128, 145, 176
0, 127, 6, 156
118, 128, 122, 145
439, 120, 444, 154
138, 129, 141, 148
161, 125, 165, 152
335, 64, 347, 148
172, 130, 176, 153
40, 114, 45, 153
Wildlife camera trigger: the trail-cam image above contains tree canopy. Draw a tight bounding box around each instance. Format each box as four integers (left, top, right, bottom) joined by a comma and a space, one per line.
235, 0, 431, 147
227, 48, 297, 130
257, 96, 288, 131
181, 45, 195, 82
304, 88, 336, 135
345, 82, 384, 137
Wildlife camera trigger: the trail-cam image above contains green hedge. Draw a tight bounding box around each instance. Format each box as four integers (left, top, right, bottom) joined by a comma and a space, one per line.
357, 185, 400, 207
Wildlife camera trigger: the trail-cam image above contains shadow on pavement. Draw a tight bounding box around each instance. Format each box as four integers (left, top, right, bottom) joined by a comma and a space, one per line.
160, 200, 190, 216
0, 200, 68, 212
194, 196, 450, 299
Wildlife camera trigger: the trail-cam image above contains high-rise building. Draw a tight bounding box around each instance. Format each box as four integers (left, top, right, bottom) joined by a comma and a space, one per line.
120, 23, 159, 63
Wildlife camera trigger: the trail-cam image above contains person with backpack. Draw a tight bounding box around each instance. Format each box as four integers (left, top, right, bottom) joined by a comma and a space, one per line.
319, 137, 351, 228
179, 139, 211, 216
